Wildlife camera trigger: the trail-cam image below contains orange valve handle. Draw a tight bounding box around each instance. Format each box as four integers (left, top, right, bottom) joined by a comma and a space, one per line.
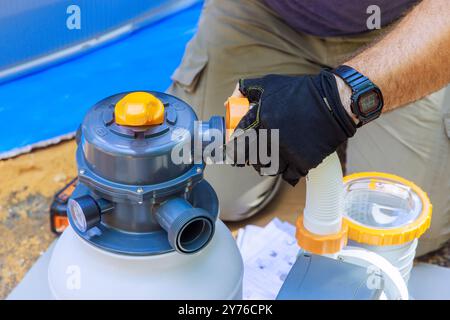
225, 97, 250, 142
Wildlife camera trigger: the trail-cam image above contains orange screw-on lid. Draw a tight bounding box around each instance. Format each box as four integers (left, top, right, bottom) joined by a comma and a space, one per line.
115, 92, 165, 126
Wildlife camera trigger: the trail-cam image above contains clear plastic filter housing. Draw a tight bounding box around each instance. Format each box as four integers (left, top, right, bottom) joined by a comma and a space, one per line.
343, 173, 432, 284
343, 176, 423, 230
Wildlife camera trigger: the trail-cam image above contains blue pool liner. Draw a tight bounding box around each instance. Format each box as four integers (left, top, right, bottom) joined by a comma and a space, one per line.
0, 2, 202, 158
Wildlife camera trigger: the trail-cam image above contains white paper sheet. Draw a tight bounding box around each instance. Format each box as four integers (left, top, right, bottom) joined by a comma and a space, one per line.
236, 218, 299, 300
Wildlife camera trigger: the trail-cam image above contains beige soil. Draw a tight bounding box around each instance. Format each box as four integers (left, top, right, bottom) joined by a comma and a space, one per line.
0, 140, 77, 298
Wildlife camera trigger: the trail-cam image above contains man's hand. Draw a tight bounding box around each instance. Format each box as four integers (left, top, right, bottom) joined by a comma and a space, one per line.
228, 71, 357, 186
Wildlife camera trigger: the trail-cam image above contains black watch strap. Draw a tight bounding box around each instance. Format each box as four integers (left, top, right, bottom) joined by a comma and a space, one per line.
319, 70, 357, 137
332, 65, 383, 127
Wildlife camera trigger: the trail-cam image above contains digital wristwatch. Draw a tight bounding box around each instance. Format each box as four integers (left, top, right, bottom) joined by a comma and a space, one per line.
332, 65, 384, 127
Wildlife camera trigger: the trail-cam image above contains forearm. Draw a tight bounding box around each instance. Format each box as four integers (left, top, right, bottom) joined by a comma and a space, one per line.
340, 0, 450, 114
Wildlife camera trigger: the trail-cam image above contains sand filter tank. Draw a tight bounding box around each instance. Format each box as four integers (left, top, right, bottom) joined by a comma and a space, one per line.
343, 172, 432, 283
47, 91, 243, 299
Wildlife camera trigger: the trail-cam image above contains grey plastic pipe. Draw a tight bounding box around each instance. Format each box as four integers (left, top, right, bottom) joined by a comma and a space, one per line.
155, 197, 215, 254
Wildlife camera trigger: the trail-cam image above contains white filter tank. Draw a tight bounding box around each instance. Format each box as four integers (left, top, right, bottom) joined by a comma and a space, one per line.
48, 221, 243, 299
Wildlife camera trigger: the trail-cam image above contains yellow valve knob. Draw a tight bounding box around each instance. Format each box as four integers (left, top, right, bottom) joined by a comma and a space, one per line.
115, 92, 165, 126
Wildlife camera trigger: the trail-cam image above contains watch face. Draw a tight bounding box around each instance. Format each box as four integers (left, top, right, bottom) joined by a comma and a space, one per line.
358, 90, 380, 115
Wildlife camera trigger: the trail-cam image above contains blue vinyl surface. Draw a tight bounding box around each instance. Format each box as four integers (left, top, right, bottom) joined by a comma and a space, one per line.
0, 2, 202, 156
0, 0, 183, 74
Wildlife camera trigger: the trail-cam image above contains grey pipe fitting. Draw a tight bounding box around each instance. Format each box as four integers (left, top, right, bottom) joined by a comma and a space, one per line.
155, 198, 215, 254
71, 92, 221, 255
197, 116, 225, 149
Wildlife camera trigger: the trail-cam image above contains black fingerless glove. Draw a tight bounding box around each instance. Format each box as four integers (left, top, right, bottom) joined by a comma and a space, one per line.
230, 70, 357, 186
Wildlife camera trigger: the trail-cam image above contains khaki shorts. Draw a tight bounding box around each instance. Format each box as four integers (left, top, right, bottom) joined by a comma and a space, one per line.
168, 0, 450, 255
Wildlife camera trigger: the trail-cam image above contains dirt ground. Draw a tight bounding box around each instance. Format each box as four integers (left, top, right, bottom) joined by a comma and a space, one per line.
0, 140, 448, 299
0, 141, 77, 298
